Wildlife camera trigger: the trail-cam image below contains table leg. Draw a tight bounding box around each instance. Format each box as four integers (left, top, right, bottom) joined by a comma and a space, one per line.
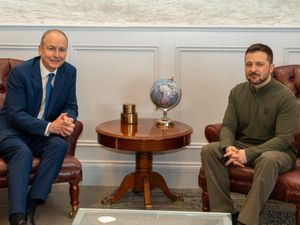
102, 151, 182, 208
101, 172, 135, 204
150, 171, 183, 201
136, 152, 183, 207
143, 175, 152, 209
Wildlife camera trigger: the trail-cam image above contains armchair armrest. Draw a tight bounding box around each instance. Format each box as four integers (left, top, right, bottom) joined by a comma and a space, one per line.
204, 123, 222, 143
65, 120, 83, 156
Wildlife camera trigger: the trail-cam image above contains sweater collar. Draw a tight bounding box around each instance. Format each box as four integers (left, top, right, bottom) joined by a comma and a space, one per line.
249, 78, 276, 95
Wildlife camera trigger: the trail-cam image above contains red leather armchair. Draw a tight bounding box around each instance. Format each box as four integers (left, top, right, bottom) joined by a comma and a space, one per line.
199, 65, 300, 225
0, 58, 83, 217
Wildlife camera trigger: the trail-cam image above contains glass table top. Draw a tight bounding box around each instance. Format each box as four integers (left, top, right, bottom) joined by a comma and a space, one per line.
72, 208, 232, 225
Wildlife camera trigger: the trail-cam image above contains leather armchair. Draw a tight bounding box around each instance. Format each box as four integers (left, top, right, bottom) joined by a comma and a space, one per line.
199, 65, 300, 225
0, 58, 83, 217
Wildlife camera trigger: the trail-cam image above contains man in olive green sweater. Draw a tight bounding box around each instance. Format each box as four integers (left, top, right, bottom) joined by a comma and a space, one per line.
201, 43, 297, 225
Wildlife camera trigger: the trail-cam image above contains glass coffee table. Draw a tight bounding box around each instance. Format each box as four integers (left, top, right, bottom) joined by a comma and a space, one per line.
72, 208, 232, 225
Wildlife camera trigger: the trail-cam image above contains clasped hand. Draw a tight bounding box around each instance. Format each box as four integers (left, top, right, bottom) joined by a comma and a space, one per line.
224, 146, 247, 167
48, 113, 75, 137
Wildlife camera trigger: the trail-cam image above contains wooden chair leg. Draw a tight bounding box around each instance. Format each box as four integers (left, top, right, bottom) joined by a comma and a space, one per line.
296, 204, 300, 225
68, 181, 79, 218
201, 188, 210, 212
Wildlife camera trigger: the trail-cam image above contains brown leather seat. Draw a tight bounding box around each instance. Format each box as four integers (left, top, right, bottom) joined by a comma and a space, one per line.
199, 65, 300, 225
0, 58, 83, 217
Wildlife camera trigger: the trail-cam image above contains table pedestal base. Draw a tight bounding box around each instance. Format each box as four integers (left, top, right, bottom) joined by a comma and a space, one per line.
101, 152, 183, 209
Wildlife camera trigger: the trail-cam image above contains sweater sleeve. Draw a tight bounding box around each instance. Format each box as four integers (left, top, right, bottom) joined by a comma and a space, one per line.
220, 89, 238, 150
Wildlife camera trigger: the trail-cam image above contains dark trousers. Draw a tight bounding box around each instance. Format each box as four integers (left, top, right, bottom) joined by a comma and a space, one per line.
0, 134, 67, 215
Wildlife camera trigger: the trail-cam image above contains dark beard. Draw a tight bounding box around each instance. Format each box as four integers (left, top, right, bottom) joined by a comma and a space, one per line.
247, 73, 267, 85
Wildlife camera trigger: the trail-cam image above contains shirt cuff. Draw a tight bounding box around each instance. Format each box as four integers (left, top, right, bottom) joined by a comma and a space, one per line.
44, 122, 51, 136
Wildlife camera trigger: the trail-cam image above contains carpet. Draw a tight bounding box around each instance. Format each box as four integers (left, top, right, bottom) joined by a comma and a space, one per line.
100, 188, 296, 225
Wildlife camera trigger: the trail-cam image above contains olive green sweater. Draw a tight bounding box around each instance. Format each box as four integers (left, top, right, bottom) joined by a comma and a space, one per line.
220, 78, 297, 163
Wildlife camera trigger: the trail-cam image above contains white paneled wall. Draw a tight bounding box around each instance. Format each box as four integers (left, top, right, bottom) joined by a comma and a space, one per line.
0, 26, 300, 188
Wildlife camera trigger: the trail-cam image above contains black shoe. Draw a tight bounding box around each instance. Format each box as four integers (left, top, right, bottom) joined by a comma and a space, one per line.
9, 213, 27, 225
18, 220, 28, 225
231, 212, 239, 225
26, 214, 35, 225
10, 219, 27, 225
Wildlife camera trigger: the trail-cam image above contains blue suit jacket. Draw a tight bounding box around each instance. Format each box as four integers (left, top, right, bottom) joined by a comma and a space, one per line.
0, 56, 78, 143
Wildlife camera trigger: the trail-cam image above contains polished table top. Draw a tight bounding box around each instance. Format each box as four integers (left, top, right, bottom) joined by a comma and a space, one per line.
96, 118, 193, 152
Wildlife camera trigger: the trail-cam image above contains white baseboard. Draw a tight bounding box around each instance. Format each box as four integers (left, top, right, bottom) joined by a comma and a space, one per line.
80, 160, 201, 189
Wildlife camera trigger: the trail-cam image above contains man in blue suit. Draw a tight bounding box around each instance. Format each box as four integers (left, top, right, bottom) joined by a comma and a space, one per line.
0, 29, 78, 225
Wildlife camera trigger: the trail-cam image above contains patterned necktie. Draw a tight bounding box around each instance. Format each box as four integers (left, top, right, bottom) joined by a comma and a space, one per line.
42, 73, 55, 119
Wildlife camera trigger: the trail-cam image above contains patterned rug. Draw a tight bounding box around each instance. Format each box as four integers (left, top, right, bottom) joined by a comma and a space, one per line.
100, 188, 296, 225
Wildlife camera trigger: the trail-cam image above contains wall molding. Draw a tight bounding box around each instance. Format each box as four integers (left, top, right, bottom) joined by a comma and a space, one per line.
0, 44, 37, 49
76, 140, 205, 148
70, 44, 160, 78
81, 158, 202, 188
284, 47, 300, 64
1, 24, 300, 31
175, 45, 246, 78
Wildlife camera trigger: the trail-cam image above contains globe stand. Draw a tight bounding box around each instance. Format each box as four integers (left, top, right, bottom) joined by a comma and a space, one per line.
156, 110, 173, 127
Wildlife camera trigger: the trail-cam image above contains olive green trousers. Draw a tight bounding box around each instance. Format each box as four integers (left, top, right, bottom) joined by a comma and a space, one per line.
201, 142, 293, 225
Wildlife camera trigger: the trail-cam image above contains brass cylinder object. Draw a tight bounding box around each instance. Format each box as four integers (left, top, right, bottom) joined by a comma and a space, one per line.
121, 123, 137, 136
121, 103, 138, 124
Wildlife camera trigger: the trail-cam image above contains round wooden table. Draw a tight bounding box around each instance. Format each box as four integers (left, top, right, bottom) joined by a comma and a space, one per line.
96, 118, 193, 209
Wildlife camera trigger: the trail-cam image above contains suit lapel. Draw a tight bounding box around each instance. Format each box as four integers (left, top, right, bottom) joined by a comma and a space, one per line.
32, 59, 43, 116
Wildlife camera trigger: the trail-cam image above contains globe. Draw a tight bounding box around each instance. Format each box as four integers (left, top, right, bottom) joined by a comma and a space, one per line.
150, 77, 182, 126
